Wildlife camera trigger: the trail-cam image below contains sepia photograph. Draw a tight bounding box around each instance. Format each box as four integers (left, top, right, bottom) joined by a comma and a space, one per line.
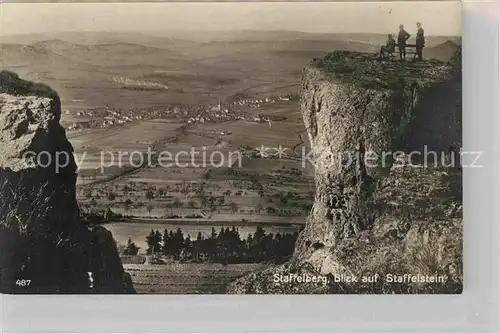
0, 1, 462, 294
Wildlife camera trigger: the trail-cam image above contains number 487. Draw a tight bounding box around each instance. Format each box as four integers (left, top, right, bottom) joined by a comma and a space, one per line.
15, 279, 31, 287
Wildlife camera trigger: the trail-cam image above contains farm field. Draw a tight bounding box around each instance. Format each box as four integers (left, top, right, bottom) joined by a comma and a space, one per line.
70, 118, 184, 154
78, 156, 314, 227
69, 118, 184, 178
73, 101, 316, 227
123, 263, 265, 294
193, 120, 303, 150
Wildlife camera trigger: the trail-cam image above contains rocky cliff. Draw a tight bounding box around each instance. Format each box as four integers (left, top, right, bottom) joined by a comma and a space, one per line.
229, 51, 462, 294
0, 71, 134, 293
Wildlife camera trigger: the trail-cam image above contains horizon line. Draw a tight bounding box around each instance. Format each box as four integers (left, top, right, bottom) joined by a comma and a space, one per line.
2, 29, 462, 38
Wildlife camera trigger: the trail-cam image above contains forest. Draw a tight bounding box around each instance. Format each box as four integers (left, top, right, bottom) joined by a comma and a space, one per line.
122, 226, 300, 264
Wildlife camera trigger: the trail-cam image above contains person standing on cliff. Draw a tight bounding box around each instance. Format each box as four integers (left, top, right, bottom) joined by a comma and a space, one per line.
397, 24, 411, 61
415, 22, 425, 61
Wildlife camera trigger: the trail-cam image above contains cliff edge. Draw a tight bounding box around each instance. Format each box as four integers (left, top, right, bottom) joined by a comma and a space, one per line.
0, 71, 134, 293
229, 51, 462, 294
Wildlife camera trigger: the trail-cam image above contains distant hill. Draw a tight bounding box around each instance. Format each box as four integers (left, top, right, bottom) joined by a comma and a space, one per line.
21, 40, 167, 54
2, 30, 461, 46
1, 39, 185, 69
1, 31, 203, 50
24, 39, 92, 54
426, 40, 461, 61
0, 31, 462, 112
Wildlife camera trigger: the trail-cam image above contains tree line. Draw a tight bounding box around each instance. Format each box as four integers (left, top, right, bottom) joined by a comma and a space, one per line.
124, 226, 299, 264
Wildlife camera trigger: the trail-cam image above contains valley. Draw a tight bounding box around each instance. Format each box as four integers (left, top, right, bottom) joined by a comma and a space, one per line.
1, 30, 460, 293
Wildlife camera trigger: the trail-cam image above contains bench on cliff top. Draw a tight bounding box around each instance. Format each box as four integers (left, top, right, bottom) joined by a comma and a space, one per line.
393, 43, 418, 60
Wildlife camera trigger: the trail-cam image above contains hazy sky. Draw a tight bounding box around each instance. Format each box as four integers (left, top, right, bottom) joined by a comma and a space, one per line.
1, 2, 461, 36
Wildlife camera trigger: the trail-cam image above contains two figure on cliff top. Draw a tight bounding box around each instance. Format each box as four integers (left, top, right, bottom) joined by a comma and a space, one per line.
378, 22, 425, 61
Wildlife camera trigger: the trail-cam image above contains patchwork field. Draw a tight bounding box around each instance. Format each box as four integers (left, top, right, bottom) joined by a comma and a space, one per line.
71, 95, 315, 230
70, 118, 184, 152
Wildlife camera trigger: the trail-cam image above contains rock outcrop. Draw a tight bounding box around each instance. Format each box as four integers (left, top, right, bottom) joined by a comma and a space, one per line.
0, 71, 134, 293
229, 51, 462, 294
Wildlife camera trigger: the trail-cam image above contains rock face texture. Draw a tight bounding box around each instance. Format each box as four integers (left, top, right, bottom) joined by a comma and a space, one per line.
0, 71, 134, 293
293, 51, 461, 262
229, 50, 462, 294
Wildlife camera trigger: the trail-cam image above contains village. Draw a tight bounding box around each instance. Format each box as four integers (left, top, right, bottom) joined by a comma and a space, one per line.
65, 94, 293, 131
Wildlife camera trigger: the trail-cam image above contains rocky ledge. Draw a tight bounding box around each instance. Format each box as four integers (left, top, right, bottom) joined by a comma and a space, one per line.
0, 71, 134, 293
229, 50, 462, 294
